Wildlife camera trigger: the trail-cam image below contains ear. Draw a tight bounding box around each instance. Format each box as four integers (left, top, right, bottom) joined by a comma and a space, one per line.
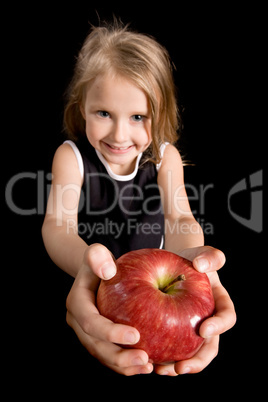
79, 103, 86, 120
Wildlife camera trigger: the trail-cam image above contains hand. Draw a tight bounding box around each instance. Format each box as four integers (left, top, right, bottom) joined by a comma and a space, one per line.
154, 246, 236, 376
66, 244, 154, 376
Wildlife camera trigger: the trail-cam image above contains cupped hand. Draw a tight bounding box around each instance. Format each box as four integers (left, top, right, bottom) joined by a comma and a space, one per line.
66, 243, 153, 376
154, 246, 236, 376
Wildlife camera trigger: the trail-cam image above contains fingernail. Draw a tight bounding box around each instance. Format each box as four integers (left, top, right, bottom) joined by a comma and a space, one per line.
205, 324, 217, 338
195, 257, 209, 272
139, 365, 153, 374
101, 262, 116, 280
124, 331, 138, 344
181, 366, 191, 374
132, 357, 147, 366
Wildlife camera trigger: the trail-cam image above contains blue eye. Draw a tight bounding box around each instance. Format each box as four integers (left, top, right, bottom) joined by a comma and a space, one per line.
97, 111, 110, 118
131, 115, 144, 122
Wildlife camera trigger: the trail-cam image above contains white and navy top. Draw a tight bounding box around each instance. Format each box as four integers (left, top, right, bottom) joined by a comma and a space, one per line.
65, 138, 167, 258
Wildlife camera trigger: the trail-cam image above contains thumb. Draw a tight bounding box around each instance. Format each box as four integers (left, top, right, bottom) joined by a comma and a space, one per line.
192, 247, 226, 273
84, 243, 117, 280
179, 246, 226, 273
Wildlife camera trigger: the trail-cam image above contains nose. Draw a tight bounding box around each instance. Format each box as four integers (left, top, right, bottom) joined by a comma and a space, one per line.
111, 119, 129, 143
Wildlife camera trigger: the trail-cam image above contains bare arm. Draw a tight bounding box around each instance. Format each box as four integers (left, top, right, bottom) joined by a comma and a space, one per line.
157, 144, 204, 253
42, 143, 88, 277
42, 143, 154, 374
155, 145, 236, 376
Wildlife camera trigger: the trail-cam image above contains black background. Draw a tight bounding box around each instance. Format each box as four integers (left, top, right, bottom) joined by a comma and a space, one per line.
4, 2, 264, 398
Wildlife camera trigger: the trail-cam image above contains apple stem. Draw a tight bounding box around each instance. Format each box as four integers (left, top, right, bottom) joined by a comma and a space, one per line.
162, 274, 186, 293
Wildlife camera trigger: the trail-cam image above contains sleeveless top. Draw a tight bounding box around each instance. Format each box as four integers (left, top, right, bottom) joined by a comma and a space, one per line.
64, 138, 166, 259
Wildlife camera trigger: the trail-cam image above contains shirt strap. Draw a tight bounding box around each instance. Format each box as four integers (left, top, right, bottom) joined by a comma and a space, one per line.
156, 142, 169, 171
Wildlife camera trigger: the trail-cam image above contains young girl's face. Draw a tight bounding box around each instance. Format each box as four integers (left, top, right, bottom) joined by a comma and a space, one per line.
80, 73, 152, 175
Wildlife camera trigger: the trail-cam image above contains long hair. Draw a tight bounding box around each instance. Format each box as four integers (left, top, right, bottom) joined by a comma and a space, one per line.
64, 21, 181, 164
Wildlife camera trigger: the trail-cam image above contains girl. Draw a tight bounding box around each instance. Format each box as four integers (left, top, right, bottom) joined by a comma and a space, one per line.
42, 22, 236, 376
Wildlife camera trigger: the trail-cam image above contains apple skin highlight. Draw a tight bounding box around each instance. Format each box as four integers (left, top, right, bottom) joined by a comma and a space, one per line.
97, 248, 215, 364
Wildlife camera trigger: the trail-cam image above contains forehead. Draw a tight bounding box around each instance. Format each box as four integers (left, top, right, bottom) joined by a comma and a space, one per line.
84, 73, 150, 112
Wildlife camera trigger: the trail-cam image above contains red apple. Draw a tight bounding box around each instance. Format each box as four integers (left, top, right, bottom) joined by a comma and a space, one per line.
97, 248, 215, 364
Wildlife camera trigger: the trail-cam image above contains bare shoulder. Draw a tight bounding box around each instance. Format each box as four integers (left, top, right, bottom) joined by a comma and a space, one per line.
158, 145, 191, 219
159, 144, 184, 175
52, 143, 83, 186
157, 144, 185, 198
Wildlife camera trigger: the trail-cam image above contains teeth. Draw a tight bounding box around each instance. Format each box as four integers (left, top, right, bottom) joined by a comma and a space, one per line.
110, 145, 130, 150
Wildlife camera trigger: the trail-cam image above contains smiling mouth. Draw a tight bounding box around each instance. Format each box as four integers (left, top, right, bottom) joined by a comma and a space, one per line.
104, 143, 134, 152
108, 144, 132, 150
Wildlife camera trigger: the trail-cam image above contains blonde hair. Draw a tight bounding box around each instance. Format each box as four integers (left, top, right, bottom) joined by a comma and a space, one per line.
64, 21, 180, 164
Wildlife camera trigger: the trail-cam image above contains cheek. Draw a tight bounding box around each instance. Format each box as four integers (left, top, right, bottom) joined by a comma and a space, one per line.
144, 122, 152, 145
134, 128, 151, 147
85, 120, 102, 142
136, 130, 152, 152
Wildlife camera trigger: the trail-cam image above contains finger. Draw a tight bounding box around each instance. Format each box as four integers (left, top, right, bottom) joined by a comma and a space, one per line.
175, 335, 220, 374
199, 280, 236, 338
67, 313, 153, 375
192, 247, 226, 273
87, 338, 150, 372
154, 363, 179, 376
72, 311, 141, 345
179, 246, 226, 273
109, 362, 154, 376
85, 243, 117, 280
66, 286, 140, 345
68, 245, 115, 296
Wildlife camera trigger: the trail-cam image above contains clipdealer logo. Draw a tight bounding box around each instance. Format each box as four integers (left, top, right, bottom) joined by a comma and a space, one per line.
227, 170, 263, 233
5, 169, 263, 233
